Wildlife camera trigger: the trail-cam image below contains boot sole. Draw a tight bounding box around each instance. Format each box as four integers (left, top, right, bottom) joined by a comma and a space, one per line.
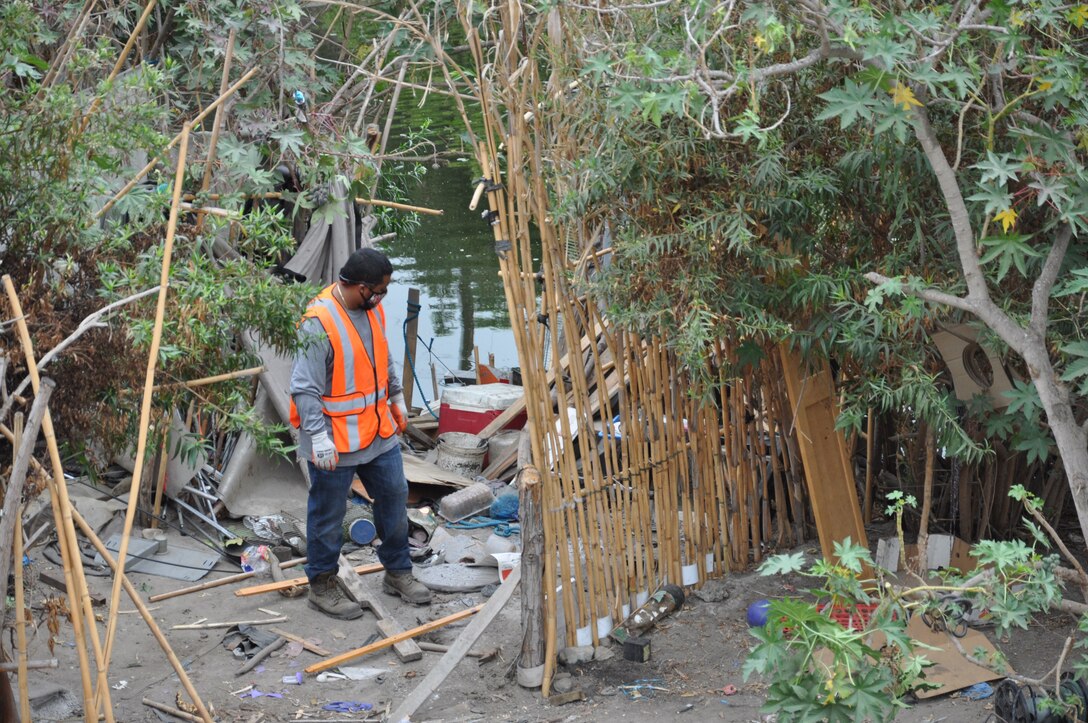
382, 582, 432, 605
307, 599, 365, 620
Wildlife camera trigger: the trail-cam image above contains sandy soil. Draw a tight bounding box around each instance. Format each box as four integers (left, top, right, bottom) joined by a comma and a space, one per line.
9, 521, 1079, 723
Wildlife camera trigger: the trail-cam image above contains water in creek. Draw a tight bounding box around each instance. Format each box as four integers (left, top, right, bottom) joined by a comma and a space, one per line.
375, 160, 524, 407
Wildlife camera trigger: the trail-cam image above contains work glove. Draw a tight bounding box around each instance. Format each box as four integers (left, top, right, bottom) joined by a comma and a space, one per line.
310, 430, 339, 471
390, 393, 408, 435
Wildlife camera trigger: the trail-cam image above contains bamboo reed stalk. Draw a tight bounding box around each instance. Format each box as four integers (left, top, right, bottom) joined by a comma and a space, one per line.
355, 197, 444, 215
102, 124, 191, 674
3, 276, 109, 722
152, 365, 264, 391
78, 0, 159, 133
195, 28, 236, 234
71, 509, 214, 723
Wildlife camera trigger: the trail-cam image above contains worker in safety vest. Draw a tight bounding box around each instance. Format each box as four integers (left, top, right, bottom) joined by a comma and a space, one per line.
290, 248, 432, 618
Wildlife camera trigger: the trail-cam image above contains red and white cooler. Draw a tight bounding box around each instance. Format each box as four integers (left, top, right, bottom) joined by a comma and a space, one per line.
437, 383, 527, 436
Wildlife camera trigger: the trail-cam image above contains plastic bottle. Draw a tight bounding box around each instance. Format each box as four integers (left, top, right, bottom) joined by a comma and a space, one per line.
612, 584, 686, 642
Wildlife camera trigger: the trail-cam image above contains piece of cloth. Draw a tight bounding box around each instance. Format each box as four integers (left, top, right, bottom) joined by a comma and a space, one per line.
305, 446, 412, 582
290, 285, 398, 456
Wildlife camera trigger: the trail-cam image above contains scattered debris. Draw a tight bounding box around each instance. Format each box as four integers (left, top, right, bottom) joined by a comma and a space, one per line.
610, 584, 685, 644
692, 580, 731, 603
558, 646, 595, 665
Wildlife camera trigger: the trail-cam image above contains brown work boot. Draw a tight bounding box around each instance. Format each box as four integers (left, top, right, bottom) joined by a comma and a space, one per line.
382, 570, 432, 605
308, 571, 364, 619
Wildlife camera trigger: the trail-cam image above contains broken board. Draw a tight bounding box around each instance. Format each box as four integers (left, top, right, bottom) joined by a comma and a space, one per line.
778, 345, 868, 566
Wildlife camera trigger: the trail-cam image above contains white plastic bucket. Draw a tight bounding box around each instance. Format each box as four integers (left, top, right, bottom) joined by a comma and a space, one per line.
436, 432, 487, 478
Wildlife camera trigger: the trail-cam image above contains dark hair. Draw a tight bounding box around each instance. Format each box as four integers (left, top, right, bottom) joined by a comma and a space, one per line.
340, 248, 393, 285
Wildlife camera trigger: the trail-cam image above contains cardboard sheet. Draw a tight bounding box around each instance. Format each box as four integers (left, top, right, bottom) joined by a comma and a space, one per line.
906, 614, 1008, 699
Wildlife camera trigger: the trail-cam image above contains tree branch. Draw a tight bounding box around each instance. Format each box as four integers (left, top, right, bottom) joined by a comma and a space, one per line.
0, 286, 160, 422
864, 272, 977, 313
1030, 224, 1072, 336
909, 107, 990, 303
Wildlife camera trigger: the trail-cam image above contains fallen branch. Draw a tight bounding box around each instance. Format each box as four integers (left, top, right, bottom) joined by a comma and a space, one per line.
148, 556, 306, 602
141, 698, 203, 723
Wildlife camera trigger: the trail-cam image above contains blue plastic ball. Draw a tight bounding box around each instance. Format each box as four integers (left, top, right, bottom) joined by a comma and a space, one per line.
747, 599, 771, 627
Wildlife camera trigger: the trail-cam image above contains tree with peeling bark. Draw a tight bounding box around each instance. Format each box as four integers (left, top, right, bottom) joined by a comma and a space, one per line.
531, 1, 1087, 540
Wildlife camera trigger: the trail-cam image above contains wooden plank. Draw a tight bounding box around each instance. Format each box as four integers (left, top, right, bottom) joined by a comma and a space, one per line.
335, 556, 422, 662
304, 605, 484, 673
268, 627, 331, 657
387, 565, 521, 723
778, 345, 868, 566
234, 563, 383, 597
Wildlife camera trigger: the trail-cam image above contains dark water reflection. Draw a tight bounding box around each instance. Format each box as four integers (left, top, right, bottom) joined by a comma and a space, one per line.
376, 161, 522, 403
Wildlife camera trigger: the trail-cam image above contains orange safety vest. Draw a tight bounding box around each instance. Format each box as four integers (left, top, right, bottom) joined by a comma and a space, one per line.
289, 284, 397, 454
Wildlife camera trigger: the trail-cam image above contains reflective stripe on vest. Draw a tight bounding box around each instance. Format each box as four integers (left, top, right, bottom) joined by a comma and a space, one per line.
288, 285, 397, 454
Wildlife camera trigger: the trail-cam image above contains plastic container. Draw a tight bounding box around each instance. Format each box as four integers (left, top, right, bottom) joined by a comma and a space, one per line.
343, 504, 377, 545
438, 481, 495, 522
487, 429, 521, 467
817, 602, 881, 631
438, 383, 527, 436
436, 432, 487, 478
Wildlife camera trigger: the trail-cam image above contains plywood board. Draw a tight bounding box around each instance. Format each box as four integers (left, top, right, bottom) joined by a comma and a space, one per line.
779, 345, 868, 565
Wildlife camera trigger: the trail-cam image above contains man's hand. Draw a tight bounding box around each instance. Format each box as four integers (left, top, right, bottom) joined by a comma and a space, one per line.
310, 431, 339, 470
390, 393, 408, 434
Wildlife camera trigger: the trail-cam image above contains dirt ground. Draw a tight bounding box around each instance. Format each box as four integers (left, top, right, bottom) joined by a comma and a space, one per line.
10, 518, 1080, 723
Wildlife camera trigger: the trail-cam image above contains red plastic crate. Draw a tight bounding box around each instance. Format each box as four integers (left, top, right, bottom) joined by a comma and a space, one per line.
817, 603, 880, 631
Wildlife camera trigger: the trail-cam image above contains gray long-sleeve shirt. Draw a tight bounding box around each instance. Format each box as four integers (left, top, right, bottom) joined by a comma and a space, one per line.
290, 302, 402, 467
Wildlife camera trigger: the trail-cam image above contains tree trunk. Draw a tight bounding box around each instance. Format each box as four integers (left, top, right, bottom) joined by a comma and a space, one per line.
1022, 344, 1088, 544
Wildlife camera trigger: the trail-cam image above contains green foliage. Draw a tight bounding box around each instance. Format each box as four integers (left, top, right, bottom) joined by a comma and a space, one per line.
745, 490, 1066, 720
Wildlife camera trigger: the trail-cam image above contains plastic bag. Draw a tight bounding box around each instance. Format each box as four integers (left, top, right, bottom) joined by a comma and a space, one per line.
240, 544, 272, 577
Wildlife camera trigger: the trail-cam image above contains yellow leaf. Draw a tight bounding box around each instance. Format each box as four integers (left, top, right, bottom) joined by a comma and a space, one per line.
1010, 10, 1027, 28
995, 207, 1018, 233
753, 33, 768, 51
1069, 4, 1088, 28
889, 82, 922, 111
1037, 80, 1053, 91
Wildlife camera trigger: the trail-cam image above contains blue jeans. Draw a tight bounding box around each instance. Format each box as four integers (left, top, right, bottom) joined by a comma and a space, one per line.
305, 446, 412, 582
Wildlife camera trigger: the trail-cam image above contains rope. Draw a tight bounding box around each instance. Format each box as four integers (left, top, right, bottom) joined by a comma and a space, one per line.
402, 300, 439, 418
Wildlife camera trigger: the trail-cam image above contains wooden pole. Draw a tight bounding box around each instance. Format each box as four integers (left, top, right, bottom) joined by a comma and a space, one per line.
863, 410, 876, 524
401, 288, 421, 411
150, 419, 169, 530
12, 416, 32, 723
305, 604, 483, 673
0, 379, 54, 605
71, 510, 214, 723
917, 426, 936, 573
148, 556, 307, 603
2, 277, 109, 722
517, 466, 545, 684
102, 124, 191, 672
